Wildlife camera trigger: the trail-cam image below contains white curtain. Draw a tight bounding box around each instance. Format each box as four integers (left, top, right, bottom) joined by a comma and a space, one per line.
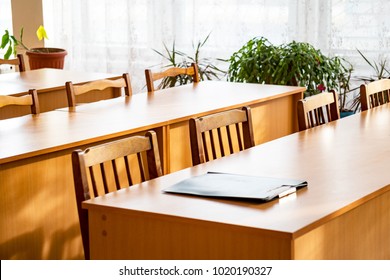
0, 0, 13, 73
42, 0, 390, 93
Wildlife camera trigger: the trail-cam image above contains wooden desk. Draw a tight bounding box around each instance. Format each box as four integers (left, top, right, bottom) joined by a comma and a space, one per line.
84, 104, 390, 259
0, 81, 304, 259
0, 69, 121, 119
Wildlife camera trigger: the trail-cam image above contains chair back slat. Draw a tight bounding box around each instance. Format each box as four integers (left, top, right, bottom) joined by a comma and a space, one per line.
217, 127, 225, 157
99, 163, 109, 194
226, 126, 234, 154
209, 130, 217, 160
190, 107, 255, 165
111, 160, 121, 190
201, 133, 209, 162
88, 167, 98, 198
72, 131, 162, 259
136, 152, 146, 182
123, 156, 133, 186
145, 63, 200, 92
297, 91, 340, 131
235, 123, 243, 151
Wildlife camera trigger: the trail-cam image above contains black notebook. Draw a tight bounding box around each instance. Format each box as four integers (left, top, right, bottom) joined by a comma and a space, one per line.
163, 172, 307, 201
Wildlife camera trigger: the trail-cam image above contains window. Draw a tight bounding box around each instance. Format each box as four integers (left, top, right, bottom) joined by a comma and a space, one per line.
42, 0, 390, 93
0, 0, 13, 73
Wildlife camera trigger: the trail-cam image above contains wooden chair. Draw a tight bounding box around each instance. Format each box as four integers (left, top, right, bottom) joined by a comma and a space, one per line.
0, 89, 40, 115
360, 79, 390, 111
297, 90, 340, 131
0, 54, 26, 72
189, 106, 255, 166
71, 130, 162, 259
65, 73, 132, 107
145, 62, 200, 92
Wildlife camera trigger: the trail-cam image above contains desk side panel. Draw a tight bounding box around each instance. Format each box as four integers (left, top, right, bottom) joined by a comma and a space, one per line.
89, 209, 292, 260
0, 151, 83, 260
293, 189, 390, 259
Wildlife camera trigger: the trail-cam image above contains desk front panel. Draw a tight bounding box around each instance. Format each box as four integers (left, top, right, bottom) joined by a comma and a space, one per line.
88, 208, 293, 260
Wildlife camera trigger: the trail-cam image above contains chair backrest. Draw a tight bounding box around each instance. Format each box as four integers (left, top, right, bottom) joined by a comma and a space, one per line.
297, 90, 340, 131
145, 62, 200, 92
66, 73, 132, 107
0, 89, 40, 115
360, 79, 390, 111
0, 54, 26, 72
189, 106, 255, 166
71, 130, 162, 259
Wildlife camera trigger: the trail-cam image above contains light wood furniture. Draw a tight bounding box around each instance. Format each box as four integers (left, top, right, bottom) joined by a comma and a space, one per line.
84, 104, 390, 259
72, 130, 162, 259
360, 79, 390, 111
145, 63, 200, 92
0, 89, 40, 115
66, 73, 132, 107
189, 106, 254, 165
297, 90, 340, 131
0, 69, 123, 119
0, 81, 304, 259
0, 54, 26, 72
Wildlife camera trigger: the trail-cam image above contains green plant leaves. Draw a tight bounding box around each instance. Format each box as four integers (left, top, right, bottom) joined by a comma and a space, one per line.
227, 37, 352, 97
1, 30, 18, 59
152, 34, 225, 89
1, 25, 49, 59
1, 30, 10, 49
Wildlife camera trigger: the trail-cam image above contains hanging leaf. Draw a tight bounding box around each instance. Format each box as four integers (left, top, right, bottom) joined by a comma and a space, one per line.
4, 45, 13, 60
1, 30, 10, 49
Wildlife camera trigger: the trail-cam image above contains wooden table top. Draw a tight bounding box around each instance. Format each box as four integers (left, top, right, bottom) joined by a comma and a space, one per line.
83, 104, 390, 238
0, 81, 304, 164
0, 68, 122, 96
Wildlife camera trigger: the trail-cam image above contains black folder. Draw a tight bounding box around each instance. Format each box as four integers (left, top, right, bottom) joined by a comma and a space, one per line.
163, 172, 307, 201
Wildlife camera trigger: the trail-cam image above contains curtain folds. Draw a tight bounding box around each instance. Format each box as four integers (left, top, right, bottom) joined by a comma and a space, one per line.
42, 0, 390, 93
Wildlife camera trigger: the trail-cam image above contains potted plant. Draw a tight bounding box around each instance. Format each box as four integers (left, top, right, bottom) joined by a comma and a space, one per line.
150, 34, 225, 89
227, 37, 352, 98
1, 25, 67, 70
351, 49, 390, 111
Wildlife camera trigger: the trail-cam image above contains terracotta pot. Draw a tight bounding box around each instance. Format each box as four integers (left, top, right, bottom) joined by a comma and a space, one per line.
26, 48, 67, 70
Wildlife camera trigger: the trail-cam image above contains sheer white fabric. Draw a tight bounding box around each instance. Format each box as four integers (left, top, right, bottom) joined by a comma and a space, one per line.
42, 0, 390, 93
0, 0, 13, 73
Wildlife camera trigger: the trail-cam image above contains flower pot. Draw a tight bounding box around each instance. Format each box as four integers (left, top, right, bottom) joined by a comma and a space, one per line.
26, 48, 67, 70
340, 110, 355, 118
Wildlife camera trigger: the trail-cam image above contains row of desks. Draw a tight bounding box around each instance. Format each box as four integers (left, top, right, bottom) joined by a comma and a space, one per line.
85, 104, 390, 259
0, 70, 304, 259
